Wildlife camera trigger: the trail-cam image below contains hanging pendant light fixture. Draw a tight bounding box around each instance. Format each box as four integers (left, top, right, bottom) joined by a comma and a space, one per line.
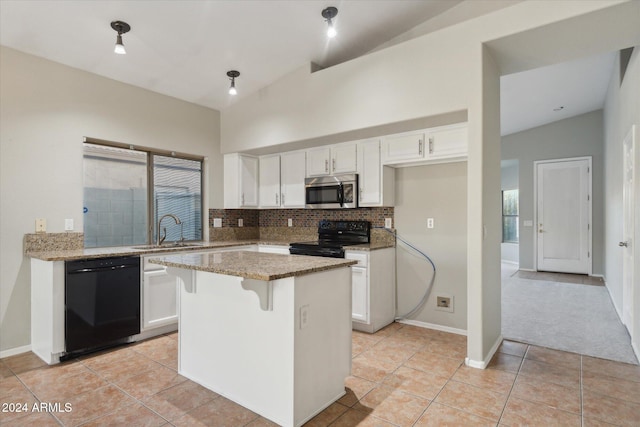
227, 70, 240, 95
321, 7, 338, 38
110, 21, 131, 55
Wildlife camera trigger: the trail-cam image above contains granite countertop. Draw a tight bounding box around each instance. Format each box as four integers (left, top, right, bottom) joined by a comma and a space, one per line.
149, 251, 357, 281
26, 239, 393, 261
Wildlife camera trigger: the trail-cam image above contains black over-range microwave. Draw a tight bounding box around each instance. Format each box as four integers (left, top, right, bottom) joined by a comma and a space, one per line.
305, 174, 358, 209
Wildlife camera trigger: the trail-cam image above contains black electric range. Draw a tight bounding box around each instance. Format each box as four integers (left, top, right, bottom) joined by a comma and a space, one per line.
289, 220, 371, 258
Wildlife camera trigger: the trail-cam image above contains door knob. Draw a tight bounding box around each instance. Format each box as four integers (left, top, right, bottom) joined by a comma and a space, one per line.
619, 241, 629, 247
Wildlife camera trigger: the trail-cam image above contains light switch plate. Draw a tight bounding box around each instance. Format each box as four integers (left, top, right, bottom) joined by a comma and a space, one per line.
384, 218, 392, 228
300, 305, 309, 329
427, 218, 434, 229
288, 218, 293, 227
64, 218, 74, 231
213, 218, 222, 228
238, 218, 243, 227
35, 218, 46, 233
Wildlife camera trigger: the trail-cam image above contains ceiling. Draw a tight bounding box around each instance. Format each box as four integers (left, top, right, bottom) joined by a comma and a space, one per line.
0, 1, 618, 136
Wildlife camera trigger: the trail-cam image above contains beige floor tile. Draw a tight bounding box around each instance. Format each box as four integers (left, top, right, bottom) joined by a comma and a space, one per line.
0, 376, 39, 423
359, 344, 416, 366
54, 384, 136, 426
525, 345, 581, 370
500, 396, 581, 426
113, 365, 187, 400
132, 336, 178, 365
0, 411, 61, 426
245, 416, 280, 426
351, 353, 401, 383
395, 325, 444, 340
583, 389, 640, 426
582, 356, 640, 383
382, 366, 448, 400
1, 352, 47, 375
519, 358, 580, 389
434, 380, 508, 422
304, 401, 349, 427
582, 417, 620, 426
352, 331, 386, 348
373, 334, 429, 353
488, 353, 523, 373
338, 376, 377, 407
419, 338, 467, 360
164, 331, 178, 340
331, 408, 397, 426
498, 341, 528, 358
0, 361, 13, 379
353, 385, 430, 427
142, 379, 219, 421
172, 396, 259, 427
451, 366, 516, 394
583, 370, 640, 404
404, 350, 463, 379
414, 402, 496, 427
374, 322, 404, 337
18, 362, 108, 402
510, 375, 581, 414
79, 402, 167, 426
82, 348, 160, 383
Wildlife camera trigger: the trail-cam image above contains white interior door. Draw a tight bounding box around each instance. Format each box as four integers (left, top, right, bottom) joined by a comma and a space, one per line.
622, 126, 636, 335
536, 158, 591, 274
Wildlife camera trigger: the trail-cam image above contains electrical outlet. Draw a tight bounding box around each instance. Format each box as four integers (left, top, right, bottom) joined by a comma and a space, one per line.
385, 218, 392, 228
64, 218, 74, 231
213, 218, 222, 228
300, 305, 309, 329
427, 218, 434, 229
435, 294, 454, 313
35, 218, 46, 233
288, 218, 293, 227
238, 218, 243, 227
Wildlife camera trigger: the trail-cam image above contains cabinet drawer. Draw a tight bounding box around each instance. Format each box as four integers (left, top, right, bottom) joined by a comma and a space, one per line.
345, 251, 368, 267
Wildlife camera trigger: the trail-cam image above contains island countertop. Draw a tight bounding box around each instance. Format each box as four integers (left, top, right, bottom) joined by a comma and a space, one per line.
149, 250, 357, 281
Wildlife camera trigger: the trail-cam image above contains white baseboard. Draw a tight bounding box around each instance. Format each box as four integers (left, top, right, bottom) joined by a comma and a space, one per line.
397, 319, 467, 336
0, 344, 31, 359
518, 268, 536, 272
500, 260, 519, 266
633, 340, 639, 363
465, 334, 502, 369
602, 276, 624, 320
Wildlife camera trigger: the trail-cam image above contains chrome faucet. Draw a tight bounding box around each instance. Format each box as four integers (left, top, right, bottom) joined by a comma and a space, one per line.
157, 214, 182, 246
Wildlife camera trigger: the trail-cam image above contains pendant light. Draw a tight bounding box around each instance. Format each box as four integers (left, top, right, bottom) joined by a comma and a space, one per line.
110, 21, 131, 55
321, 7, 338, 38
227, 70, 240, 95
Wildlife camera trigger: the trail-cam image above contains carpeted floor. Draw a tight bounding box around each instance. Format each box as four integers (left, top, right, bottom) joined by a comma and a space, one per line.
501, 263, 638, 365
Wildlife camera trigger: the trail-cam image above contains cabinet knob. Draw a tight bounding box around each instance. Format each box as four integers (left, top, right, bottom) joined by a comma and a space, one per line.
418, 139, 423, 155
429, 137, 434, 154
325, 159, 328, 173
332, 158, 336, 172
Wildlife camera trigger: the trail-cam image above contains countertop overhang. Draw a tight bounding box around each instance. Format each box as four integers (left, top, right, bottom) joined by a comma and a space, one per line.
149, 251, 357, 281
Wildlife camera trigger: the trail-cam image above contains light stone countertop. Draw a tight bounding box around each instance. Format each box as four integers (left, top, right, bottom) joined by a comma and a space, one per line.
149, 251, 357, 281
25, 240, 394, 261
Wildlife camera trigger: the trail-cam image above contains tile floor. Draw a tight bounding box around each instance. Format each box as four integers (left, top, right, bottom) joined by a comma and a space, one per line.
2, 324, 640, 426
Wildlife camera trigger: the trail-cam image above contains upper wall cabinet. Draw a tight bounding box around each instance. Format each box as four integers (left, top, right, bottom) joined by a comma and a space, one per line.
306, 143, 357, 177
357, 139, 394, 207
259, 151, 306, 208
382, 123, 468, 167
224, 153, 259, 208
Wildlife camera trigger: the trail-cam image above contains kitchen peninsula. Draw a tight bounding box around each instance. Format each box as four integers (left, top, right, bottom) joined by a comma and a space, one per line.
149, 250, 356, 427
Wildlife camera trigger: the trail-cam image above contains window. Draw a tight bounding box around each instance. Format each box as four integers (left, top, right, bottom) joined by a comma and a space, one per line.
83, 142, 203, 248
502, 189, 519, 243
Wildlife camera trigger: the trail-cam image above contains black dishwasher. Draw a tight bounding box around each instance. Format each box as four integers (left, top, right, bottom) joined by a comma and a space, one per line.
65, 256, 140, 356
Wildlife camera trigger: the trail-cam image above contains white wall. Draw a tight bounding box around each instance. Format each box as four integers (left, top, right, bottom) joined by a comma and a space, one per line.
603, 46, 640, 352
0, 47, 222, 352
501, 110, 605, 273
394, 163, 467, 331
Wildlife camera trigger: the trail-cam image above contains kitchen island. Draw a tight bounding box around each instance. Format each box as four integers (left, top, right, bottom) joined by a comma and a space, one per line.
149, 251, 356, 427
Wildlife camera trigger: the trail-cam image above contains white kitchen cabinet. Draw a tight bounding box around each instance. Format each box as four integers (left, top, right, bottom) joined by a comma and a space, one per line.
259, 151, 306, 208
142, 256, 178, 331
381, 131, 425, 164
357, 139, 395, 207
346, 247, 396, 333
224, 153, 259, 208
259, 154, 281, 208
425, 123, 468, 161
280, 151, 306, 207
306, 144, 357, 177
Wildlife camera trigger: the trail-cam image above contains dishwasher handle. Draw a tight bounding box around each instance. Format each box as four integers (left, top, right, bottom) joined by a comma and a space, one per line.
67, 264, 137, 274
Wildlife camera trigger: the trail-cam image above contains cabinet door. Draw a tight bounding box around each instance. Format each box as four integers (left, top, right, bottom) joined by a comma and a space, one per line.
280, 151, 306, 207
381, 132, 425, 164
351, 267, 369, 323
358, 140, 381, 206
142, 268, 178, 330
240, 155, 259, 207
259, 155, 281, 208
332, 143, 357, 174
306, 147, 331, 176
426, 125, 467, 160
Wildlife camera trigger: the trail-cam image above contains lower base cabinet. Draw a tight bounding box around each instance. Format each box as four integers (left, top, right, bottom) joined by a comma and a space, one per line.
142, 259, 179, 331
346, 248, 395, 333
